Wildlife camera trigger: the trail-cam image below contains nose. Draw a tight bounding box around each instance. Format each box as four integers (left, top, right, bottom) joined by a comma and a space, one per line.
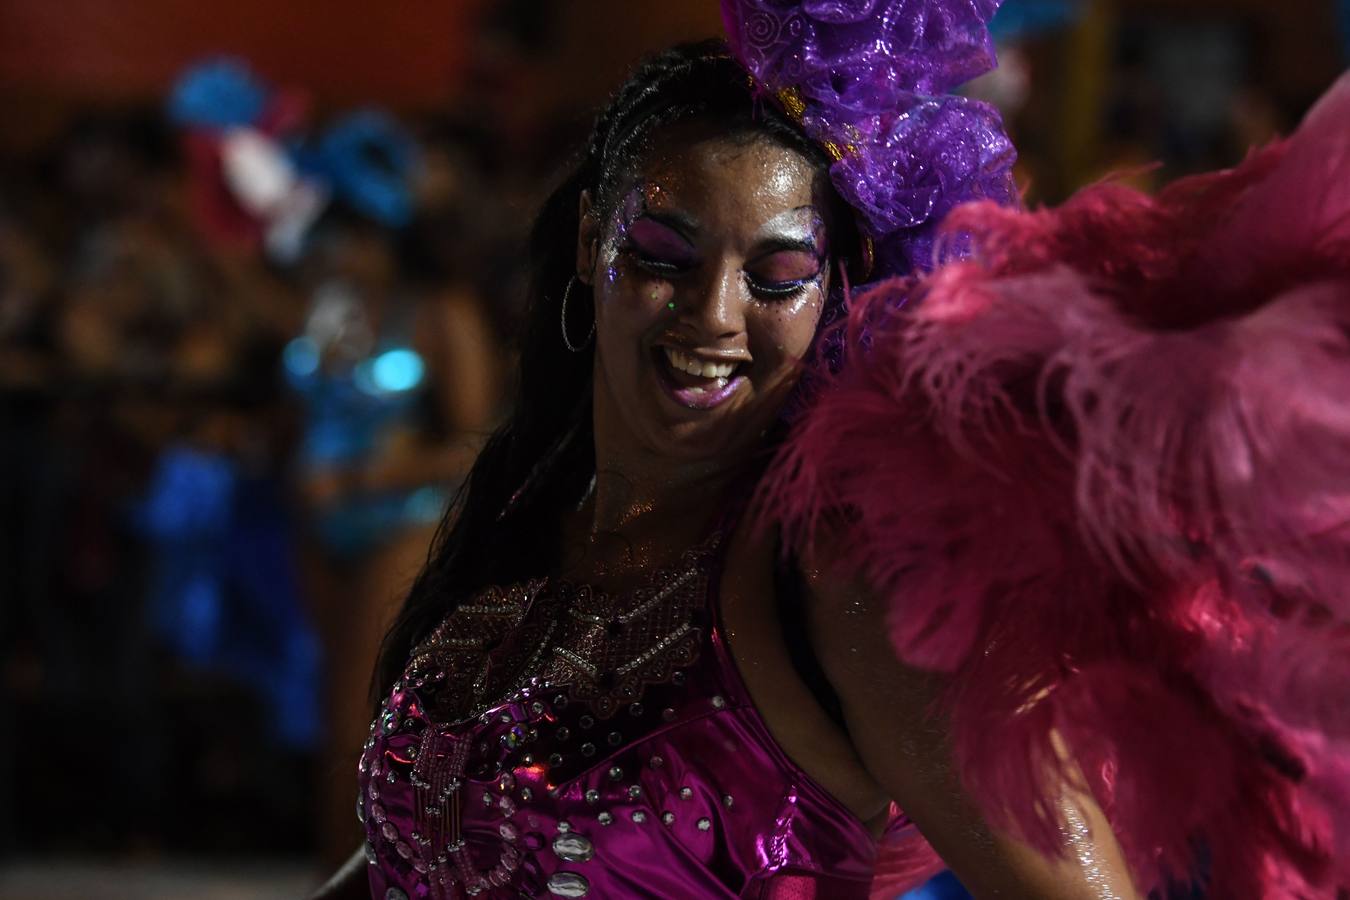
680, 263, 746, 343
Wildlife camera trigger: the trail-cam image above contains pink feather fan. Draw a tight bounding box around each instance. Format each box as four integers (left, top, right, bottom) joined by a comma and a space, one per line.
763, 72, 1350, 898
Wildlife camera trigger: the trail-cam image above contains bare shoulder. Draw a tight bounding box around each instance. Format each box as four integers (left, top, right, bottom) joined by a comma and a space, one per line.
795, 528, 1142, 900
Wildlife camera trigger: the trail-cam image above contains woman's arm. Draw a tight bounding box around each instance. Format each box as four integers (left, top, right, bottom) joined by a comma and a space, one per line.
306, 848, 370, 900
801, 557, 1140, 900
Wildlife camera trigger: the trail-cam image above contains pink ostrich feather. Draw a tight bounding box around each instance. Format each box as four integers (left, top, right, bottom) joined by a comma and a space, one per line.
764, 72, 1350, 897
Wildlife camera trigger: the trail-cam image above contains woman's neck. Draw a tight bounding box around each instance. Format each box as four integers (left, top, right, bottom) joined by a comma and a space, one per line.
559, 438, 754, 590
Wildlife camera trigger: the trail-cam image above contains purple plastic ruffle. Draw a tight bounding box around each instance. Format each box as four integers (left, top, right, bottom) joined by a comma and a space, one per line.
722, 0, 1018, 277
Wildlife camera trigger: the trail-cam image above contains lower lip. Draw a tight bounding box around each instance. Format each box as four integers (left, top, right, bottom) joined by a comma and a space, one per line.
654, 355, 746, 410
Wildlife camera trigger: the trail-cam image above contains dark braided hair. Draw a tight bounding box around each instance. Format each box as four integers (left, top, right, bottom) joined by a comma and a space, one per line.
372, 39, 856, 703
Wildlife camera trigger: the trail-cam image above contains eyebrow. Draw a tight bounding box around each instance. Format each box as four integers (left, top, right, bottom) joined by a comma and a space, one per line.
633, 204, 826, 257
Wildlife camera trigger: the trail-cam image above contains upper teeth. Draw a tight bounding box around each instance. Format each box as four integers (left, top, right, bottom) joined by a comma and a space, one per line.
664, 347, 738, 379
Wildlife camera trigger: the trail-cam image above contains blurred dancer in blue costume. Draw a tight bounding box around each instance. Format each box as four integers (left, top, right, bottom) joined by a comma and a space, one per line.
288, 213, 503, 865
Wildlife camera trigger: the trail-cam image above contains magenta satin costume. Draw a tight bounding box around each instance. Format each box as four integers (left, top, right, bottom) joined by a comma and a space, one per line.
357, 535, 909, 898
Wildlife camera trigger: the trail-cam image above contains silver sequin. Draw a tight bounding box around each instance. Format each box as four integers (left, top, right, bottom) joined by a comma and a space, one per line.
546, 872, 590, 897
697, 817, 712, 831
661, 812, 675, 825
552, 833, 596, 862
679, 787, 693, 800
597, 812, 614, 826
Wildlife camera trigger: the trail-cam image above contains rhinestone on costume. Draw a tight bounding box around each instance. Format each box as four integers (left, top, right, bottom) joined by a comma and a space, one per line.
628, 703, 644, 716
597, 812, 613, 826
661, 812, 675, 825
580, 742, 596, 757
498, 772, 515, 792
500, 712, 513, 723
499, 822, 519, 842
386, 770, 396, 784
552, 833, 596, 862
381, 822, 398, 841
627, 785, 643, 800
679, 787, 693, 800
671, 671, 686, 686
661, 708, 676, 722
356, 798, 365, 823
697, 817, 712, 831
553, 694, 569, 709
579, 715, 595, 729
482, 791, 493, 806
631, 811, 647, 823
546, 872, 591, 897
396, 840, 413, 859
711, 695, 727, 709
585, 789, 600, 804
607, 766, 623, 781
556, 727, 571, 741
520, 787, 533, 801
649, 756, 664, 769
364, 842, 378, 864
386, 888, 409, 900
723, 795, 734, 808
532, 701, 545, 715
557, 820, 572, 833
549, 753, 564, 767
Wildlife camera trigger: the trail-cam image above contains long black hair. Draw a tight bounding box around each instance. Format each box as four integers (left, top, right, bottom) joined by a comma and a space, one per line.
372, 39, 853, 703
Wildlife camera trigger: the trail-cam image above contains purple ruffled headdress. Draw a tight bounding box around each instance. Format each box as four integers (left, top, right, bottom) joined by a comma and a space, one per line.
721, 0, 1018, 281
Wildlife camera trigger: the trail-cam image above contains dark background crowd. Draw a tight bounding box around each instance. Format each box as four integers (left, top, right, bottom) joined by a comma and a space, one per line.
0, 1, 1345, 896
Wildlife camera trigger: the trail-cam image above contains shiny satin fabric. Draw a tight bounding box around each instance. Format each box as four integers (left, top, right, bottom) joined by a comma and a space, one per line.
357, 540, 911, 898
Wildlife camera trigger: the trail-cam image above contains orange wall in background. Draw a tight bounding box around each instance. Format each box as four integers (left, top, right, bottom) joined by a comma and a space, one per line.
0, 0, 488, 107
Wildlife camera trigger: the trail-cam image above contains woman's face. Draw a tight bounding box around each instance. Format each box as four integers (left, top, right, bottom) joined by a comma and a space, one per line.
579, 123, 833, 467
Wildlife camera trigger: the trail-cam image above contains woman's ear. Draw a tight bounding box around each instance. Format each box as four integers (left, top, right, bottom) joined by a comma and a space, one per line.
576, 190, 599, 286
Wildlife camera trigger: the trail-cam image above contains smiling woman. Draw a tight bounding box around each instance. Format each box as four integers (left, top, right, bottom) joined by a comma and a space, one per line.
301, 31, 1148, 900
582, 121, 834, 464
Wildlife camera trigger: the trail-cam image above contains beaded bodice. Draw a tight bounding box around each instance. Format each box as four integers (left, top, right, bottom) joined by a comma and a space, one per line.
358, 537, 900, 899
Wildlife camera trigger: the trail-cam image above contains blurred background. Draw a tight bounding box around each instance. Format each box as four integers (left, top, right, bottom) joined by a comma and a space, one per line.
0, 1, 1344, 897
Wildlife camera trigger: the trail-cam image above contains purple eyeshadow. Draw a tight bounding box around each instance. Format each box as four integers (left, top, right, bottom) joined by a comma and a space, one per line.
628, 218, 697, 266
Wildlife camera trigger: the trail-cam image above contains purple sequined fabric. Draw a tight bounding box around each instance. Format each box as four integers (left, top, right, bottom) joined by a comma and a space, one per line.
721, 0, 1018, 277
357, 536, 918, 898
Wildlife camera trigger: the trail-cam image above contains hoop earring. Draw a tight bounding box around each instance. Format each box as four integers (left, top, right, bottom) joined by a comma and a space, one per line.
560, 275, 595, 353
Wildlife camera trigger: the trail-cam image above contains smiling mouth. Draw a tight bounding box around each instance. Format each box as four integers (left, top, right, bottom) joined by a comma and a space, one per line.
652, 345, 748, 410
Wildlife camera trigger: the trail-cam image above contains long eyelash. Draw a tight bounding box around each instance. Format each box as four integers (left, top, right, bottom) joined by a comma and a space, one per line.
747, 275, 816, 300
622, 243, 690, 277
